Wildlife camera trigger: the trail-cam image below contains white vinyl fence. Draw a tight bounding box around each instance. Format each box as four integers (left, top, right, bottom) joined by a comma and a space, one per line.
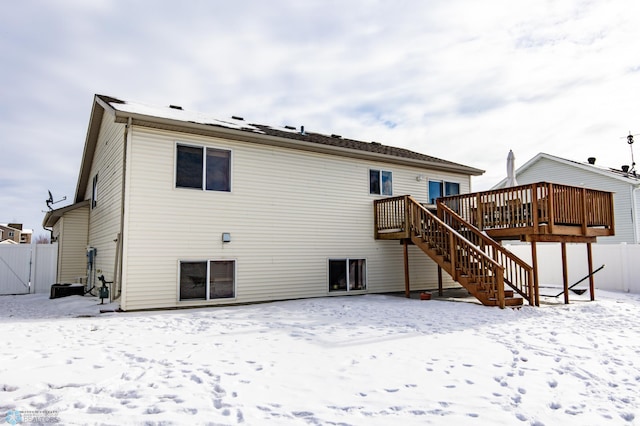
0, 243, 58, 295
505, 243, 640, 294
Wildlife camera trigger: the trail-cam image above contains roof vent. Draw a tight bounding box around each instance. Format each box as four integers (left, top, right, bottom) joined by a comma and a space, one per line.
169, 105, 183, 110
331, 134, 341, 139
300, 125, 305, 135
622, 165, 630, 173
284, 125, 296, 130
231, 115, 244, 121
587, 157, 596, 165
371, 141, 382, 146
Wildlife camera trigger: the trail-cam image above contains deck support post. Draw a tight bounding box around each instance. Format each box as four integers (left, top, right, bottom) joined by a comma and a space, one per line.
561, 242, 569, 304
587, 242, 595, 301
403, 239, 410, 298
437, 265, 443, 296
531, 241, 540, 306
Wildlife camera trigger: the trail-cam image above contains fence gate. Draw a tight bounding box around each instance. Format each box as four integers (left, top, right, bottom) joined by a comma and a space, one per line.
0, 244, 32, 295
0, 243, 58, 295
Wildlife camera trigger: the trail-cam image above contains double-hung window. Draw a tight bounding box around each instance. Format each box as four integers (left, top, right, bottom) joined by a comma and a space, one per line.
176, 144, 231, 191
369, 169, 393, 195
179, 260, 235, 300
328, 259, 367, 292
428, 180, 460, 204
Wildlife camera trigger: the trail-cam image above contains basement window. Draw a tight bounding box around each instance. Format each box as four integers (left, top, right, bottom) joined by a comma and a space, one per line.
176, 144, 231, 192
329, 259, 367, 292
179, 260, 235, 300
369, 169, 393, 195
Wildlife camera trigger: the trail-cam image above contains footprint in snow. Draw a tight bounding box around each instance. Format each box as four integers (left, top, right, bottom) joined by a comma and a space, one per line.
620, 412, 635, 422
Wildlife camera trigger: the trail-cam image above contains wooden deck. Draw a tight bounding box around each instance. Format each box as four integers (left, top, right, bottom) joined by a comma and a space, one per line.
373, 182, 615, 307
438, 182, 615, 243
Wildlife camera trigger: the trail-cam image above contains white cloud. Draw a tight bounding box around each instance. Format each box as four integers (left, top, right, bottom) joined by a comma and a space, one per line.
1, 0, 639, 230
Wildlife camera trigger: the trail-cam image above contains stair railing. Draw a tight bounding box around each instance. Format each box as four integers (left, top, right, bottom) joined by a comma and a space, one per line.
437, 201, 536, 305
407, 197, 506, 308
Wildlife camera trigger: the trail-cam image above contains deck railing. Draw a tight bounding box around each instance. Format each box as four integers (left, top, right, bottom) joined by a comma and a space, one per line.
438, 182, 614, 235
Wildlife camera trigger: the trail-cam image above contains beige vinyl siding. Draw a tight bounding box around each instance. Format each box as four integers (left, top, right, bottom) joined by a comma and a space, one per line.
55, 205, 89, 283
516, 157, 635, 244
84, 112, 126, 281
120, 127, 462, 310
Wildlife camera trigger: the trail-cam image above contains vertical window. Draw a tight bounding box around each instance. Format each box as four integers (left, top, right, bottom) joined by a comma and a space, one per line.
206, 148, 231, 191
176, 145, 203, 189
179, 261, 207, 300
428, 181, 442, 204
176, 144, 231, 192
91, 174, 99, 208
445, 182, 460, 197
329, 259, 367, 292
179, 260, 235, 300
428, 180, 460, 204
210, 260, 235, 298
369, 170, 392, 195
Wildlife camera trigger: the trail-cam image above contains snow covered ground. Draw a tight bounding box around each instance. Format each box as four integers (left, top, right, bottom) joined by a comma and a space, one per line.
1, 291, 639, 425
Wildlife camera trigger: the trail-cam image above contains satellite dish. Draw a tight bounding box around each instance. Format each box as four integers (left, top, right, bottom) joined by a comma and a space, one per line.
45, 190, 66, 210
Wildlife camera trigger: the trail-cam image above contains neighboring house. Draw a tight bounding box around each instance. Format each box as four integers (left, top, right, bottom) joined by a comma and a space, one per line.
493, 152, 640, 244
43, 94, 483, 311
0, 223, 32, 244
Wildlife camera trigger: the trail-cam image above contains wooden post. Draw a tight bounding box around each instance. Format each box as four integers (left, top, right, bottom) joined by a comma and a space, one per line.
449, 230, 457, 280
587, 242, 595, 301
548, 183, 555, 234
531, 183, 539, 231
561, 242, 569, 304
497, 269, 505, 309
531, 241, 540, 306
403, 239, 410, 298
476, 193, 482, 229
437, 265, 443, 296
581, 188, 588, 236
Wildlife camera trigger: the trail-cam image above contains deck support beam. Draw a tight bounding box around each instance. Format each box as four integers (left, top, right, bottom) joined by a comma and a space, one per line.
437, 266, 443, 296
531, 241, 540, 306
561, 242, 569, 304
587, 242, 595, 301
403, 239, 410, 298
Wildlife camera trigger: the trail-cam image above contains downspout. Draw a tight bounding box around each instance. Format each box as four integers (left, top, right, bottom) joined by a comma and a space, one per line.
115, 117, 131, 300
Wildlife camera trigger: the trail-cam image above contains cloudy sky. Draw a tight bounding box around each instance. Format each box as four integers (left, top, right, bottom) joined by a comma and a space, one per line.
1, 0, 639, 236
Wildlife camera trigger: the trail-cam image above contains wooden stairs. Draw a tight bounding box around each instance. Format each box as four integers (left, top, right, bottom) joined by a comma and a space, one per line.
375, 196, 535, 308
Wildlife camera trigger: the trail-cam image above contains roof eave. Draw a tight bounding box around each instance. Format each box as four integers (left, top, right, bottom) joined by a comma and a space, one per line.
74, 96, 118, 203
42, 200, 90, 228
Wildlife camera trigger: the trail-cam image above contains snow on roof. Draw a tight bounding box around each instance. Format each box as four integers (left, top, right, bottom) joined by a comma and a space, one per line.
97, 95, 484, 175
108, 99, 265, 133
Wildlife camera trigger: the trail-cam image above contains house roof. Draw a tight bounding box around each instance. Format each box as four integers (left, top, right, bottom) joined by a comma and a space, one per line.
493, 152, 640, 189
42, 200, 90, 228
75, 94, 484, 202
